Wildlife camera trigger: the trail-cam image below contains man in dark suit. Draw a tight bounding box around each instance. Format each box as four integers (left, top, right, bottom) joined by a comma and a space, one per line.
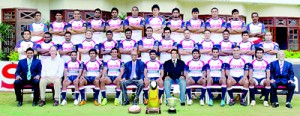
120, 51, 144, 105
270, 50, 295, 108
14, 47, 42, 107
164, 49, 187, 106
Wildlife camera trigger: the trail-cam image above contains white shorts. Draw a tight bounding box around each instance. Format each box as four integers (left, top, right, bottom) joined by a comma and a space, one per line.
121, 54, 131, 63
229, 34, 242, 43
132, 30, 142, 42
159, 52, 171, 64
71, 34, 85, 45
92, 32, 105, 44
210, 33, 223, 44
190, 33, 204, 44
152, 33, 163, 41
170, 32, 184, 43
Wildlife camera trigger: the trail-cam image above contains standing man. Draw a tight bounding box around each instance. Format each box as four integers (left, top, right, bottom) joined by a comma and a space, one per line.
164, 49, 186, 106
218, 30, 235, 63
106, 7, 124, 44
124, 6, 145, 42
178, 29, 196, 63
159, 27, 177, 63
121, 51, 145, 105
14, 48, 42, 107
88, 8, 106, 44
246, 12, 265, 45
138, 27, 159, 62
186, 8, 205, 43
259, 32, 279, 63
39, 46, 64, 107
15, 30, 37, 60
227, 9, 246, 43
36, 32, 55, 61
49, 12, 67, 45
67, 9, 87, 45
28, 11, 48, 43
270, 51, 295, 109
146, 4, 165, 41
205, 7, 226, 44
78, 30, 98, 63
238, 31, 255, 63
167, 8, 185, 43
101, 30, 118, 62
119, 28, 138, 63
58, 32, 76, 62
199, 30, 215, 63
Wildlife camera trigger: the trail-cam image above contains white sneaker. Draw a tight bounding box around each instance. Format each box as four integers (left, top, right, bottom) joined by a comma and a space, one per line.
250, 100, 256, 106
200, 99, 205, 106
187, 100, 193, 105
264, 101, 269, 107
61, 100, 67, 106
74, 100, 79, 105
72, 94, 76, 99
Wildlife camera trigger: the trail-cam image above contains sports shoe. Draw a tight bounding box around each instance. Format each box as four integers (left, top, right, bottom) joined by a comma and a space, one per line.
187, 100, 193, 105
101, 98, 107, 106
114, 98, 119, 106
264, 101, 269, 107
61, 100, 67, 106
250, 100, 256, 106
78, 100, 86, 106
94, 100, 99, 106
208, 99, 213, 106
199, 99, 204, 106
144, 99, 148, 105
240, 99, 247, 106
220, 100, 225, 107
229, 99, 235, 106
74, 100, 79, 105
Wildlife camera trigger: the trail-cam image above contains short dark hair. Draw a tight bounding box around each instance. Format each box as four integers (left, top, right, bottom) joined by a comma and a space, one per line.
95, 8, 101, 12
70, 51, 77, 55
171, 49, 178, 54
204, 29, 211, 33
74, 9, 80, 12
191, 8, 199, 13
34, 11, 41, 16
163, 27, 171, 33
44, 32, 52, 38
132, 6, 139, 11
26, 47, 34, 53
125, 28, 132, 33
111, 7, 119, 13
172, 8, 180, 13
212, 47, 219, 52
149, 50, 157, 55
22, 30, 31, 37
146, 27, 153, 31
211, 7, 218, 12
232, 9, 239, 15
55, 12, 62, 15
88, 49, 97, 55
184, 29, 190, 33
65, 31, 71, 36
233, 45, 240, 49
111, 47, 119, 53
152, 4, 160, 11
106, 30, 113, 34
192, 49, 199, 54
223, 29, 230, 34
255, 47, 264, 54
251, 12, 259, 17
241, 31, 249, 36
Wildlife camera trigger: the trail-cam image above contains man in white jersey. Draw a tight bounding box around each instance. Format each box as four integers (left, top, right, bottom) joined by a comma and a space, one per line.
61, 51, 83, 106
178, 29, 196, 63
67, 9, 87, 45
138, 27, 159, 62
143, 50, 164, 105
159, 27, 177, 63
58, 32, 77, 62
185, 49, 206, 106
217, 30, 235, 63
239, 31, 255, 63
106, 7, 124, 44
29, 11, 48, 43
259, 32, 279, 63
249, 48, 271, 107
36, 32, 55, 62
124, 6, 145, 42
205, 7, 226, 44
15, 30, 37, 60
146, 4, 165, 41
101, 30, 117, 62
119, 28, 137, 63
100, 48, 124, 106
225, 46, 250, 106
186, 8, 205, 43
247, 12, 266, 45
78, 30, 98, 63
227, 9, 246, 43
78, 49, 103, 106
199, 30, 215, 63
167, 8, 185, 43
206, 47, 227, 106
88, 8, 106, 44
49, 12, 67, 45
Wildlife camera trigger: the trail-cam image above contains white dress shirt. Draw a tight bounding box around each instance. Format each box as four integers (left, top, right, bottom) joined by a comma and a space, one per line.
41, 56, 64, 78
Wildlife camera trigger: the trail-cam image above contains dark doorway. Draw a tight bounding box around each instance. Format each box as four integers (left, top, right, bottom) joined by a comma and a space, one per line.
276, 27, 288, 50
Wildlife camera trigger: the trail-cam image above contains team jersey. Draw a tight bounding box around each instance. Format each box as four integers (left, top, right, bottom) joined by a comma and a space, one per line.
28, 22, 48, 43
65, 60, 83, 76
138, 37, 159, 62
77, 39, 97, 62
246, 22, 266, 44
119, 39, 137, 63
15, 40, 37, 60
124, 16, 145, 41
58, 41, 77, 62
249, 59, 270, 79
185, 59, 206, 77
166, 19, 185, 43
36, 41, 55, 61
198, 39, 215, 63
101, 40, 117, 62
216, 40, 235, 63
177, 39, 196, 63
106, 18, 123, 41
84, 60, 103, 77
49, 21, 67, 44
145, 16, 165, 41
227, 19, 245, 43
145, 60, 163, 78
103, 59, 124, 77
238, 41, 255, 63
225, 57, 250, 77
186, 19, 205, 43
68, 19, 87, 44
159, 38, 177, 63
205, 18, 226, 44
87, 18, 106, 43
258, 42, 280, 63
206, 59, 225, 78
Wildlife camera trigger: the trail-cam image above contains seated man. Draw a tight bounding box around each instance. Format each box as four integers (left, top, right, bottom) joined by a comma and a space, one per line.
164, 49, 186, 106
78, 49, 103, 106
270, 50, 295, 109
61, 51, 84, 106
121, 51, 145, 105
100, 47, 124, 106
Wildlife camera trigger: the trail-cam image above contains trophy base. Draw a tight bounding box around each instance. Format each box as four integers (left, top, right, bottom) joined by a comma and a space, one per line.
168, 109, 176, 114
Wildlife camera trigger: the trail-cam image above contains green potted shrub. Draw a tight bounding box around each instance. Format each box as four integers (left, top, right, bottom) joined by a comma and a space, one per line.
284, 50, 300, 64
8, 51, 19, 63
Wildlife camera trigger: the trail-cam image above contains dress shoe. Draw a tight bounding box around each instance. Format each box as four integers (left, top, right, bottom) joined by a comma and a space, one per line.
181, 103, 185, 106
286, 103, 292, 109
272, 102, 279, 108
123, 100, 130, 106
39, 100, 46, 107
53, 100, 59, 106
17, 101, 22, 107
32, 101, 38, 106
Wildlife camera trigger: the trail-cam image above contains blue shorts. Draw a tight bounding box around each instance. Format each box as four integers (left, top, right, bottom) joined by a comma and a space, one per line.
233, 76, 243, 83
85, 76, 96, 84
108, 76, 117, 82
191, 76, 201, 83
212, 77, 220, 84
68, 76, 77, 82
148, 77, 159, 81
254, 77, 265, 85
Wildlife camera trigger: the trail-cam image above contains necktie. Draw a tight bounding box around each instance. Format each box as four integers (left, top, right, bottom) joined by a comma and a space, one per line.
173, 60, 176, 67
27, 59, 32, 80
130, 62, 136, 79
280, 61, 283, 74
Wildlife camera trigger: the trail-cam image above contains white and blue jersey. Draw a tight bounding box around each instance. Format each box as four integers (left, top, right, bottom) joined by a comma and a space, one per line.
166, 19, 185, 43
205, 18, 226, 44
123, 16, 145, 41
258, 42, 279, 63
15, 40, 37, 60
145, 60, 163, 80
186, 19, 205, 43
28, 22, 48, 43
177, 39, 196, 63
65, 60, 84, 81
138, 37, 159, 62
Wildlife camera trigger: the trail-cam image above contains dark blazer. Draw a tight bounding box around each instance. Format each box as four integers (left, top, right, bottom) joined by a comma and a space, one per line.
122, 59, 145, 80
15, 58, 42, 80
270, 60, 294, 84
163, 59, 185, 80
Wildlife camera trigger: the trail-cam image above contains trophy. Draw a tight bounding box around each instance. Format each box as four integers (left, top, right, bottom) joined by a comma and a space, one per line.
167, 97, 179, 114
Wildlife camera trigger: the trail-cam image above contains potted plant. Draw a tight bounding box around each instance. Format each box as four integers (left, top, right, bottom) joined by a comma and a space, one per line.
284, 50, 300, 64
0, 23, 13, 61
